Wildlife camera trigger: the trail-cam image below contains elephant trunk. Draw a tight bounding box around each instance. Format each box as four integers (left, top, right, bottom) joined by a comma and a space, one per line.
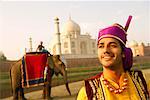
63, 69, 71, 95
65, 82, 71, 95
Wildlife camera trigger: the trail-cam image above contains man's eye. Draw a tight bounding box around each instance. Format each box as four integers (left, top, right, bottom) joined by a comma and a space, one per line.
110, 45, 117, 48
98, 45, 104, 48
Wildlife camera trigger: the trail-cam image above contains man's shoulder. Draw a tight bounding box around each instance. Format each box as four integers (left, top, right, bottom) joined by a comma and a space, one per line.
128, 69, 146, 82
37, 44, 41, 47
128, 69, 143, 76
128, 69, 149, 98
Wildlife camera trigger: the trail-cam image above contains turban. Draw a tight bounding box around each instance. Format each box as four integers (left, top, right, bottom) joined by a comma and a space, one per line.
98, 16, 133, 70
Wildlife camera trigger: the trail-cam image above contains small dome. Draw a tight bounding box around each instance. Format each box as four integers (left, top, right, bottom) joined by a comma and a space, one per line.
129, 40, 138, 47
138, 42, 144, 46
62, 18, 80, 36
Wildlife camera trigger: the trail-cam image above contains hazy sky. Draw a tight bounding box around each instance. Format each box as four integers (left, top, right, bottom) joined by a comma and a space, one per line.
0, 0, 150, 60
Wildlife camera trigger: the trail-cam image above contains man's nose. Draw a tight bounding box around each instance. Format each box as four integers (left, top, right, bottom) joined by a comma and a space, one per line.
103, 46, 110, 54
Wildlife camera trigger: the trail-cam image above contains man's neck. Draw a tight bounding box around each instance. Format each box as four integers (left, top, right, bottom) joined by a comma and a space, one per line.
103, 65, 125, 84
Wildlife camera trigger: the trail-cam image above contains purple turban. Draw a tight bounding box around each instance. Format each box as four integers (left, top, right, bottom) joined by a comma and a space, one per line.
98, 16, 133, 70
98, 24, 127, 45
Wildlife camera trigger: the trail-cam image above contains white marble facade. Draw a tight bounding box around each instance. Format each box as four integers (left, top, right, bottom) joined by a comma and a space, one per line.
128, 40, 145, 57
51, 17, 97, 58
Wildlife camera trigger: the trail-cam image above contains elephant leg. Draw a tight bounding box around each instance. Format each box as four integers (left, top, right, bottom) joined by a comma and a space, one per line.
47, 69, 54, 99
19, 87, 27, 100
11, 76, 19, 100
47, 83, 51, 98
45, 67, 53, 99
12, 86, 26, 100
47, 83, 53, 100
43, 84, 46, 99
43, 83, 52, 100
43, 67, 53, 99
12, 87, 19, 100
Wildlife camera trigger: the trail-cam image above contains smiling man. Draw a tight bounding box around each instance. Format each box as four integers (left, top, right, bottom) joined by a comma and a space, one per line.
77, 16, 149, 100
98, 37, 124, 70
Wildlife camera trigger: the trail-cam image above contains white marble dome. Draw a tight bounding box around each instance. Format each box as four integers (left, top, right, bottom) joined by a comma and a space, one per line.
129, 40, 138, 47
62, 18, 80, 36
138, 42, 144, 46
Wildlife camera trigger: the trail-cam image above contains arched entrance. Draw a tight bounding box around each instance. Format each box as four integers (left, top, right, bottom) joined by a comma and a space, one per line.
80, 41, 87, 54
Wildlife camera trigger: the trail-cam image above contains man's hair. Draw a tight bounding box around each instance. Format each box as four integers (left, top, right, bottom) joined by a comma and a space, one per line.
118, 40, 125, 52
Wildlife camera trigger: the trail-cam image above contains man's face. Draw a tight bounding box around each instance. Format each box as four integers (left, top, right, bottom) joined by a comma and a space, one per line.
97, 37, 124, 69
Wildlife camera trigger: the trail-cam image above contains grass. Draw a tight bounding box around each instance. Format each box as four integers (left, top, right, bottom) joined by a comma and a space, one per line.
0, 72, 10, 79
132, 62, 150, 70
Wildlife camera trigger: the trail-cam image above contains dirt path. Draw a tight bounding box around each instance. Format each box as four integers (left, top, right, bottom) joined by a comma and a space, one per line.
3, 81, 84, 100
142, 69, 150, 83
142, 69, 150, 91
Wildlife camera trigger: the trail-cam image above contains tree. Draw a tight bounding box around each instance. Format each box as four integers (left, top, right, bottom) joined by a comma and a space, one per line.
0, 51, 7, 61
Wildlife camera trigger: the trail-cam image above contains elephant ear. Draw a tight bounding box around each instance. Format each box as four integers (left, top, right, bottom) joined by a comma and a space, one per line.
47, 55, 55, 69
53, 55, 62, 65
53, 55, 60, 60
52, 55, 62, 75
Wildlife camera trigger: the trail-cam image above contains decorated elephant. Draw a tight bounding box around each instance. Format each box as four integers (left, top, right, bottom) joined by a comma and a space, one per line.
10, 53, 71, 100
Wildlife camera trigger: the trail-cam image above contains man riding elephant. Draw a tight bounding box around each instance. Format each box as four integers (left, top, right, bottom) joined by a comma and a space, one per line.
36, 41, 45, 52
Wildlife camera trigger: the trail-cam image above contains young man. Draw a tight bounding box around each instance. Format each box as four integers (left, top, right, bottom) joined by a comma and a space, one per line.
77, 16, 149, 100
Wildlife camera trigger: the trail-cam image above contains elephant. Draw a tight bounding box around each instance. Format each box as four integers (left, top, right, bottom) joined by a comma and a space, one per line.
10, 54, 71, 100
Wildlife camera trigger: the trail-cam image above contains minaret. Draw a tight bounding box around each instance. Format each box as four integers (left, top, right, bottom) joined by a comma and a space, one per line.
29, 37, 33, 52
54, 17, 61, 55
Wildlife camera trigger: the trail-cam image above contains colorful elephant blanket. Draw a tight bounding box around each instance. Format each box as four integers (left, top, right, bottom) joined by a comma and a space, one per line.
21, 53, 48, 88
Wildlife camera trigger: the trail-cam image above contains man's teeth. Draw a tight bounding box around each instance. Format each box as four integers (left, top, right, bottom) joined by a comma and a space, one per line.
104, 56, 111, 59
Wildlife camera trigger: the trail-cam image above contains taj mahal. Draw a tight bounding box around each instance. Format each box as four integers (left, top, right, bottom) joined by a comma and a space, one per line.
50, 17, 97, 59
